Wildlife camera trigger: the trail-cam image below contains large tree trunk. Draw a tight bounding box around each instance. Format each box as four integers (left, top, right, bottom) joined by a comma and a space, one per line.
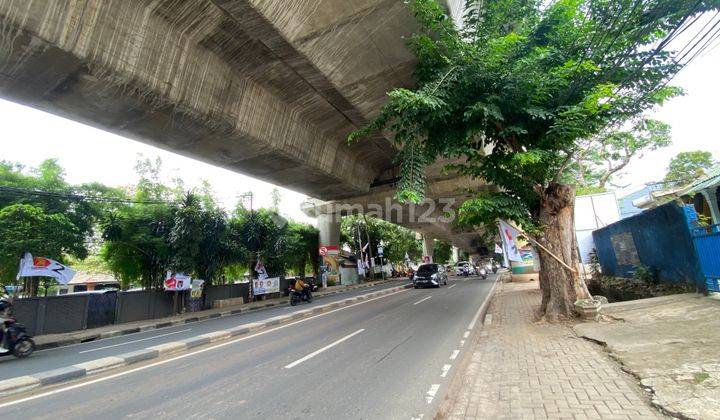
535, 182, 591, 320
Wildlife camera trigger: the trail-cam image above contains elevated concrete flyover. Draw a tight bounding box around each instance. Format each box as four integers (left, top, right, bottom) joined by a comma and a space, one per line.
0, 0, 417, 199
0, 0, 488, 256
302, 160, 495, 257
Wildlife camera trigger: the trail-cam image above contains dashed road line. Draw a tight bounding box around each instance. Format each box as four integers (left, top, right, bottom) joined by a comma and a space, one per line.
413, 296, 432, 305
459, 340, 465, 347
463, 331, 470, 339
441, 364, 452, 378
449, 350, 460, 360
447, 284, 457, 289
426, 384, 440, 404
284, 329, 365, 369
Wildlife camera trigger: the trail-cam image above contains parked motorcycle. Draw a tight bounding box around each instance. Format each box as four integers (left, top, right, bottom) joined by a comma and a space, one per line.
0, 318, 35, 358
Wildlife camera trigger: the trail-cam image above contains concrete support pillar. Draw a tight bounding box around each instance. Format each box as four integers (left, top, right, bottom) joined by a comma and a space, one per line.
318, 213, 340, 248
422, 235, 435, 263
317, 213, 341, 286
451, 246, 460, 264
701, 189, 720, 224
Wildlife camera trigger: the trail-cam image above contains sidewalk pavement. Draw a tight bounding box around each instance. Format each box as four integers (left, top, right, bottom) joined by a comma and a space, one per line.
575, 293, 720, 419
34, 279, 406, 350
439, 280, 661, 420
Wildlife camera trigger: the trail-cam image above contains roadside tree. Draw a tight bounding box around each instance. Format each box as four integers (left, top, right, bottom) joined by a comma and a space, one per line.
351, 0, 719, 319
664, 151, 716, 187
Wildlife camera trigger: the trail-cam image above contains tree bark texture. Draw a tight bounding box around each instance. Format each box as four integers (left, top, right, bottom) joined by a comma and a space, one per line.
535, 182, 591, 320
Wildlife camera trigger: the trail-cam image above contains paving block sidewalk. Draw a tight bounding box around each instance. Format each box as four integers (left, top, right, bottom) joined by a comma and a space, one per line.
439, 281, 662, 420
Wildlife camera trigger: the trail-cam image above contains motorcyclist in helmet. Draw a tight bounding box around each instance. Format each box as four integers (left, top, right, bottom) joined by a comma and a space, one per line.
0, 294, 11, 353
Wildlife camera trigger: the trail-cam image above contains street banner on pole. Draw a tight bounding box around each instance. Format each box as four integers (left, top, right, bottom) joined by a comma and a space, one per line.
16, 253, 76, 284
252, 277, 279, 295
254, 260, 269, 280
498, 220, 524, 262
164, 272, 192, 291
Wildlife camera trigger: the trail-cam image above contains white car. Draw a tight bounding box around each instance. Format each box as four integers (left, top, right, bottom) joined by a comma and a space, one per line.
455, 261, 477, 276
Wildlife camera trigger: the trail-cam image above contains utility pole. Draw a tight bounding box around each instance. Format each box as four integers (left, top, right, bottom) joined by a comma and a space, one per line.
362, 214, 375, 280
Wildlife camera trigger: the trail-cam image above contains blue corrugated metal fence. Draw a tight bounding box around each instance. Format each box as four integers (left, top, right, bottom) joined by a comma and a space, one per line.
691, 224, 720, 292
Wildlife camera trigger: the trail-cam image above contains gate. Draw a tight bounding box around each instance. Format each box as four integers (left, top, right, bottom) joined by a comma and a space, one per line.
86, 292, 118, 328
691, 224, 720, 292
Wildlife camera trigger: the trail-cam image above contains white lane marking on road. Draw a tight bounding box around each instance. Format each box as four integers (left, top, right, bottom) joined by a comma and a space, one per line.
413, 296, 432, 305
34, 284, 400, 354
441, 364, 451, 378
78, 329, 192, 354
426, 384, 440, 404
449, 350, 460, 360
467, 298, 487, 330
459, 340, 465, 348
463, 331, 470, 339
284, 329, 365, 369
447, 284, 456, 289
0, 288, 409, 409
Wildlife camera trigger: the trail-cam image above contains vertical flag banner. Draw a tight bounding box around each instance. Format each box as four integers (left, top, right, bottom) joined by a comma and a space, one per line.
498, 220, 524, 262
254, 260, 269, 280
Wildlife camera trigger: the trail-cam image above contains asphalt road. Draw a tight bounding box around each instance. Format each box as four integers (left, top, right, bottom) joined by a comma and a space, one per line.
0, 280, 409, 380
0, 275, 495, 419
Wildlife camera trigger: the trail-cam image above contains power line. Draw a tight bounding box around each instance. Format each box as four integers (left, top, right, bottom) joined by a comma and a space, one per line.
0, 185, 176, 206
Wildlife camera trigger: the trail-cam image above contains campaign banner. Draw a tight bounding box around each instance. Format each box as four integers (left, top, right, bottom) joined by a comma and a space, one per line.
16, 253, 76, 284
164, 272, 192, 291
498, 220, 524, 262
253, 277, 280, 295
190, 279, 205, 298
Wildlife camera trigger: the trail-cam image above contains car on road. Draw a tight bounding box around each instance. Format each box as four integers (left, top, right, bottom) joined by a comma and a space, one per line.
455, 261, 477, 276
413, 263, 448, 288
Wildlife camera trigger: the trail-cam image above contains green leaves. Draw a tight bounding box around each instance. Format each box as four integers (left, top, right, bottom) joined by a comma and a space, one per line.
349, 0, 718, 231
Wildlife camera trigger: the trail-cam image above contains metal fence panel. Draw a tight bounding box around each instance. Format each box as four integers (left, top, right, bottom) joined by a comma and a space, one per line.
691, 224, 720, 291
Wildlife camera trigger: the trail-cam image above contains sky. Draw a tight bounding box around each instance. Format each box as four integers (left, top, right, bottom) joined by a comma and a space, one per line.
0, 98, 315, 224
0, 19, 719, 213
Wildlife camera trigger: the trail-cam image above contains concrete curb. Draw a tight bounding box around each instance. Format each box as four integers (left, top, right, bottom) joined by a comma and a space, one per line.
435, 274, 503, 419
34, 279, 401, 351
0, 282, 413, 398
600, 292, 700, 315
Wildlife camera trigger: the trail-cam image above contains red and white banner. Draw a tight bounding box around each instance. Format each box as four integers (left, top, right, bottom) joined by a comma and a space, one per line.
164, 272, 192, 291
16, 253, 76, 284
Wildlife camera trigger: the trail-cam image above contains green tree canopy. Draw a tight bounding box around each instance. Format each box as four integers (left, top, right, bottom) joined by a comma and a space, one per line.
563, 118, 672, 192
352, 0, 719, 318
664, 150, 716, 187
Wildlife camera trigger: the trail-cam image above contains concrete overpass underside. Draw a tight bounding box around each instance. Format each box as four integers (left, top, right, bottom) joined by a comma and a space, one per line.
0, 0, 487, 254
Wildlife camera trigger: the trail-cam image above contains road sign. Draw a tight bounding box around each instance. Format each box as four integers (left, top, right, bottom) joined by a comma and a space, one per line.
319, 245, 339, 256
377, 246, 384, 257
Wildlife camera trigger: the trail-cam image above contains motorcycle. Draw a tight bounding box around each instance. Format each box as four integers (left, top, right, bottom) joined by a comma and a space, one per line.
478, 267, 488, 280
460, 265, 471, 277
289, 287, 313, 306
1, 318, 36, 359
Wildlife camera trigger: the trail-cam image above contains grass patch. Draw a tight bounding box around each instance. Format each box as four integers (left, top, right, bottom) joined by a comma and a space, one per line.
694, 372, 710, 383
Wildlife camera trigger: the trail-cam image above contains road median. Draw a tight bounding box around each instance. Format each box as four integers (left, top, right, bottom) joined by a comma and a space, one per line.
0, 282, 412, 399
